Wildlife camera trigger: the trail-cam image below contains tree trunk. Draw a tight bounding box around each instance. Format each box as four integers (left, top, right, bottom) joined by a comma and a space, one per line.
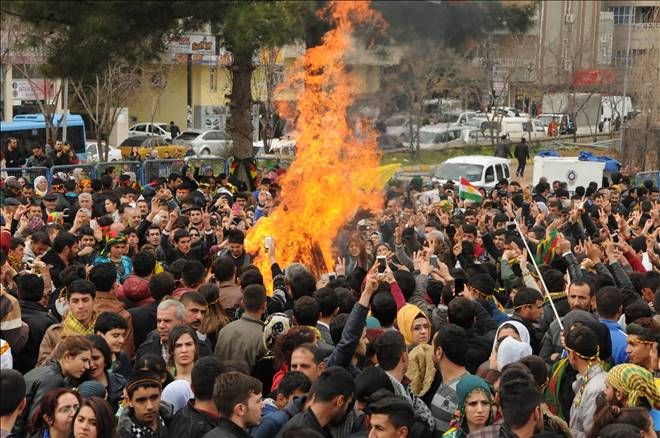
228, 52, 255, 159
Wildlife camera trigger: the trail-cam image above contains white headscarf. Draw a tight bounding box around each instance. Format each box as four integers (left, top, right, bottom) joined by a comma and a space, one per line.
492, 320, 531, 349
497, 336, 532, 371
34, 176, 49, 198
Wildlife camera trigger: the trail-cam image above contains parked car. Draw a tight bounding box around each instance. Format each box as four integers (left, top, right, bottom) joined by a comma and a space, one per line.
253, 137, 296, 155
432, 155, 510, 190
85, 142, 122, 162
174, 130, 232, 156
119, 135, 186, 159
460, 128, 491, 145
436, 111, 478, 127
418, 125, 464, 150
381, 114, 417, 140
128, 122, 172, 140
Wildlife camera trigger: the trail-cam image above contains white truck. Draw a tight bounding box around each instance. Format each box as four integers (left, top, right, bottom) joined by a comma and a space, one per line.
599, 95, 632, 133
541, 93, 602, 135
533, 156, 604, 191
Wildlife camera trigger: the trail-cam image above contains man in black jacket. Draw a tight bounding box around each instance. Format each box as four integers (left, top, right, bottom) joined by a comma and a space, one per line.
128, 272, 176, 348
41, 231, 80, 289
135, 298, 184, 363
14, 273, 58, 373
514, 137, 530, 177
276, 367, 354, 438
510, 287, 544, 355
446, 298, 494, 374
203, 372, 264, 438
4, 137, 26, 167
169, 357, 225, 438
18, 336, 92, 435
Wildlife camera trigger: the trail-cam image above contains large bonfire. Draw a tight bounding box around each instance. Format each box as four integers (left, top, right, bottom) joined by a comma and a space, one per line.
246, 1, 389, 288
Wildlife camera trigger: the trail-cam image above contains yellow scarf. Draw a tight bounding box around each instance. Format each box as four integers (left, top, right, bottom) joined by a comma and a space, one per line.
62, 312, 97, 337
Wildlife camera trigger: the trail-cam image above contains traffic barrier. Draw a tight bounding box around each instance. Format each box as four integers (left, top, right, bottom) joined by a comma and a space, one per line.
2, 156, 293, 187
95, 161, 141, 183
226, 156, 293, 175
50, 164, 97, 183
140, 159, 186, 186
1, 166, 50, 182
184, 157, 228, 178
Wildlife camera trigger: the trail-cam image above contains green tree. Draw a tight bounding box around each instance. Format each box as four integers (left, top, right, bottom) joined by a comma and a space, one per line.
5, 1, 315, 166
186, 2, 314, 159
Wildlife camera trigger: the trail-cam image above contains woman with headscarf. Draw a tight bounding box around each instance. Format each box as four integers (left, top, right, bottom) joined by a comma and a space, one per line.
397, 303, 431, 347
92, 231, 133, 283
443, 375, 495, 438
495, 336, 532, 371
489, 320, 531, 370
492, 320, 531, 349
33, 175, 49, 198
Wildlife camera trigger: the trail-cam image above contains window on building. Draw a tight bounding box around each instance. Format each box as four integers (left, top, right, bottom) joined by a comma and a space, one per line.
599, 34, 612, 65
610, 6, 633, 25
636, 7, 659, 24
613, 49, 627, 66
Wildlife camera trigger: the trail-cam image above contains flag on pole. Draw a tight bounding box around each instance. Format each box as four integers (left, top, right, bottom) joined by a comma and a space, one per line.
458, 177, 483, 203
535, 229, 560, 265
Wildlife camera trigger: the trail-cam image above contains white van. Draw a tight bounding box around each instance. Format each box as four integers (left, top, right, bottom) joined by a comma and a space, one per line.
498, 117, 545, 140
472, 117, 544, 141
431, 155, 511, 190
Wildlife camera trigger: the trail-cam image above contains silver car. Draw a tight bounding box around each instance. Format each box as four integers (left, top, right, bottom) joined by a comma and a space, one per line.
174, 129, 232, 156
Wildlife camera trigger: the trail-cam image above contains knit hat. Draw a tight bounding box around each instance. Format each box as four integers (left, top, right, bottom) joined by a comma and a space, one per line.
263, 313, 290, 351
77, 380, 106, 398
396, 303, 429, 345
607, 364, 660, 409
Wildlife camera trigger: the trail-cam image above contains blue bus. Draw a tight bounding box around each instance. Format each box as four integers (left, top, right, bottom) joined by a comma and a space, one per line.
0, 113, 87, 162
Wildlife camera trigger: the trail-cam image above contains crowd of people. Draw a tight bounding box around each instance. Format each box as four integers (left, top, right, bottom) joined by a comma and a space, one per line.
3, 137, 80, 169
1, 136, 660, 438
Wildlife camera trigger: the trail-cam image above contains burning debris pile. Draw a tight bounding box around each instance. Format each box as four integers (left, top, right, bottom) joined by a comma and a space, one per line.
246, 1, 388, 286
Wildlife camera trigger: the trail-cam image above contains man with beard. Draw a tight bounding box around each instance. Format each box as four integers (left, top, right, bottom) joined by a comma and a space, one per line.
540, 279, 595, 362
217, 229, 252, 270
276, 367, 354, 438
180, 291, 213, 357
41, 231, 80, 289
185, 205, 204, 230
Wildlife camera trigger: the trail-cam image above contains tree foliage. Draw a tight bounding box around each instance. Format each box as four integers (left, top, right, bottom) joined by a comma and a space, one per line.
4, 1, 184, 81
4, 0, 535, 163
373, 0, 536, 47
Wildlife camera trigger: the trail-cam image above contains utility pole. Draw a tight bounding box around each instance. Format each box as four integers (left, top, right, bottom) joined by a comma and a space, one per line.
62, 79, 68, 142
619, 4, 634, 154
187, 53, 193, 129
3, 65, 13, 122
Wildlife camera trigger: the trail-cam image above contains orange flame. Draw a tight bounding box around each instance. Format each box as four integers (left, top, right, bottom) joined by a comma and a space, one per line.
245, 1, 386, 290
